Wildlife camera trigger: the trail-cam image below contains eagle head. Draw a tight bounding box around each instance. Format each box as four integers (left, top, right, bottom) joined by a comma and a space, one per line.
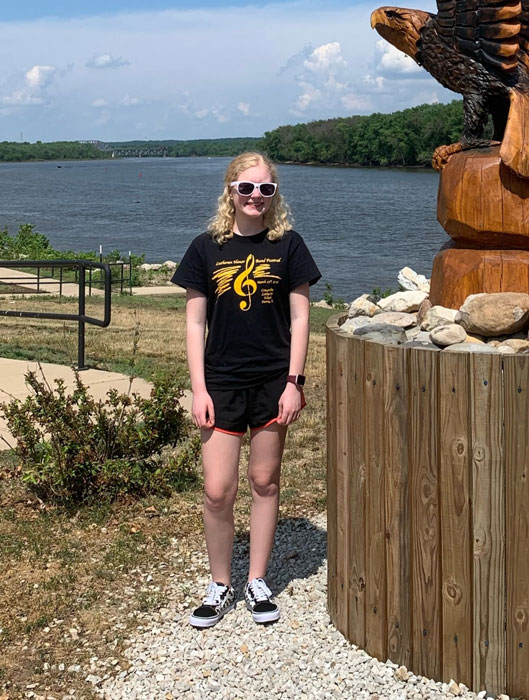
370, 7, 432, 61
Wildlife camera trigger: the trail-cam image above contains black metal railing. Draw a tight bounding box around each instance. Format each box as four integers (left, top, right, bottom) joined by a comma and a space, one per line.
0, 260, 111, 370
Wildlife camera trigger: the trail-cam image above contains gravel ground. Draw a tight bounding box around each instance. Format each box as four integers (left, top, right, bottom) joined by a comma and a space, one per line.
94, 514, 497, 700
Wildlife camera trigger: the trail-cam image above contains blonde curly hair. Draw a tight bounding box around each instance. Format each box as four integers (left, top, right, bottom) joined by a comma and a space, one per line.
208, 152, 293, 245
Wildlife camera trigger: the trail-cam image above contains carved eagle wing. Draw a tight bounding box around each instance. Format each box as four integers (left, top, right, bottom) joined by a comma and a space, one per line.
435, 0, 522, 74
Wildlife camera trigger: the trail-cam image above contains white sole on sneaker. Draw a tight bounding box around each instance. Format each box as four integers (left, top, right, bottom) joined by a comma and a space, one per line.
189, 601, 236, 628
246, 604, 280, 624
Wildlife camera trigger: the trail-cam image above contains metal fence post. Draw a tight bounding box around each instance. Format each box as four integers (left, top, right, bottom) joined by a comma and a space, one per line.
77, 264, 86, 370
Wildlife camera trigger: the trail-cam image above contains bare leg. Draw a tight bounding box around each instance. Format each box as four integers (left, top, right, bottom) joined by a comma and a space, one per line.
201, 429, 243, 586
247, 423, 287, 581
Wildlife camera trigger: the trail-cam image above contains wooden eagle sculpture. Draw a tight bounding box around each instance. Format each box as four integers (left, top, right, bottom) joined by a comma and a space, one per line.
371, 0, 529, 177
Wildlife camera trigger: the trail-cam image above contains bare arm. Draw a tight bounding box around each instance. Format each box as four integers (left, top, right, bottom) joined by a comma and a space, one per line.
277, 283, 310, 425
186, 288, 215, 428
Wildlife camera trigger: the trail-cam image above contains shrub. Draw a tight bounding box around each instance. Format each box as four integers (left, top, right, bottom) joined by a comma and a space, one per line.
0, 368, 200, 504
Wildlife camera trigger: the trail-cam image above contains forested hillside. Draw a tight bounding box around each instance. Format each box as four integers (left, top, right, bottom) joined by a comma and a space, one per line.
261, 100, 468, 167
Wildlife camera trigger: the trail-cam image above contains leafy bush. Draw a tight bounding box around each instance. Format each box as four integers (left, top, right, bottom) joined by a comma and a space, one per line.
0, 369, 200, 504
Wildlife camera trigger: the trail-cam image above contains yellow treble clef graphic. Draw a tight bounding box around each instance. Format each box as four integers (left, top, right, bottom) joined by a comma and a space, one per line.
233, 254, 257, 311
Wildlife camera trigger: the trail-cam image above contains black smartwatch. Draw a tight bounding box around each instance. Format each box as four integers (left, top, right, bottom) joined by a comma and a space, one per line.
287, 374, 306, 387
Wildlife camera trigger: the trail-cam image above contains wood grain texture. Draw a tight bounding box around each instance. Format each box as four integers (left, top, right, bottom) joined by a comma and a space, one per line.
364, 340, 387, 662
438, 146, 529, 247
470, 353, 505, 696
334, 332, 350, 638
500, 91, 529, 179
408, 348, 441, 680
504, 355, 529, 699
439, 351, 472, 687
430, 247, 529, 309
383, 345, 411, 667
347, 336, 367, 648
326, 318, 339, 625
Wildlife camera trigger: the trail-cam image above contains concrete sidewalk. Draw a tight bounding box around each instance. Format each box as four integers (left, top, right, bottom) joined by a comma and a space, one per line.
0, 358, 192, 446
0, 267, 185, 298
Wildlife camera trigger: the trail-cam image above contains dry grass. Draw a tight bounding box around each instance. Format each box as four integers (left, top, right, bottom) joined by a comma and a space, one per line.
0, 294, 334, 699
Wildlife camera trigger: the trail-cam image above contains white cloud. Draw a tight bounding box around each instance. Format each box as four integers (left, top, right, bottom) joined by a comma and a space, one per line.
284, 41, 372, 115
25, 65, 56, 89
86, 53, 130, 69
91, 97, 108, 108
304, 42, 347, 74
341, 93, 370, 110
194, 108, 209, 119
375, 40, 421, 75
295, 81, 322, 111
0, 64, 57, 107
238, 102, 250, 116
363, 74, 385, 90
120, 94, 139, 106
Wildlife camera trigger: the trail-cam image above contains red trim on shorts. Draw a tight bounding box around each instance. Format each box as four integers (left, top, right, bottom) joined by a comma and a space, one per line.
213, 426, 246, 436
250, 397, 307, 433
250, 416, 280, 433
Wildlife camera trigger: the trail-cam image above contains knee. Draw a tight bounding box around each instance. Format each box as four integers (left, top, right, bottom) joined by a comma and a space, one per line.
248, 470, 279, 499
204, 485, 237, 513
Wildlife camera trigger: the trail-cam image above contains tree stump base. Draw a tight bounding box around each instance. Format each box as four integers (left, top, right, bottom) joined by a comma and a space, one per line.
438, 146, 529, 249
430, 246, 529, 309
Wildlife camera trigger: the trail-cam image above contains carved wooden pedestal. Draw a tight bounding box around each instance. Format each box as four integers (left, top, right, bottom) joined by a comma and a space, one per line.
430, 247, 529, 308
438, 146, 529, 249
433, 146, 529, 308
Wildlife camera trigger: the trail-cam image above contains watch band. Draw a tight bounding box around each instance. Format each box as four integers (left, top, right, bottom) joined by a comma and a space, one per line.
287, 374, 306, 387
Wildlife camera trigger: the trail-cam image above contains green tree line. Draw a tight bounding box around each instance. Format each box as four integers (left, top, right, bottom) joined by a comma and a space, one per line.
0, 141, 113, 162
260, 100, 466, 167
105, 137, 261, 157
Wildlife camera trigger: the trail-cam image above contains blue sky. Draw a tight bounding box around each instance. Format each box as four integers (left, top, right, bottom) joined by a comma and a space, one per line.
0, 0, 452, 142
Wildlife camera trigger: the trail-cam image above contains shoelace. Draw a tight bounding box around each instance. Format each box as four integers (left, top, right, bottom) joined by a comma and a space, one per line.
202, 582, 227, 606
247, 578, 272, 603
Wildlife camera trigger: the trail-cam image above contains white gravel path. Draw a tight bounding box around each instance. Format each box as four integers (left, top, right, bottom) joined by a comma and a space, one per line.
93, 513, 498, 700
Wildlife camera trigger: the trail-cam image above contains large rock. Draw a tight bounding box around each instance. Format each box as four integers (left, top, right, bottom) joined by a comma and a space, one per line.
444, 343, 499, 354
402, 340, 440, 350
348, 294, 379, 318
497, 339, 529, 353
340, 316, 380, 334
456, 292, 529, 336
430, 324, 467, 347
353, 323, 407, 345
406, 328, 431, 343
374, 311, 417, 328
313, 300, 333, 309
420, 305, 458, 331
377, 291, 428, 313
397, 266, 430, 293
416, 298, 432, 328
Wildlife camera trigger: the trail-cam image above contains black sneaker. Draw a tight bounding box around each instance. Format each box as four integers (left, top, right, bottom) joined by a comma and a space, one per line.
189, 582, 236, 628
244, 577, 280, 624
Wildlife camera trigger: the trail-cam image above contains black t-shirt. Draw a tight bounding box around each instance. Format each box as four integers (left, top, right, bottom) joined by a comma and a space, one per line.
171, 229, 321, 389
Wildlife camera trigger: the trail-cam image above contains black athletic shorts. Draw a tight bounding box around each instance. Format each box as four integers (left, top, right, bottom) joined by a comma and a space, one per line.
207, 373, 306, 435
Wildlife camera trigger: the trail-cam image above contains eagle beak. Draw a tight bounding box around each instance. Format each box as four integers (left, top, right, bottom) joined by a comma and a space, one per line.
370, 8, 387, 29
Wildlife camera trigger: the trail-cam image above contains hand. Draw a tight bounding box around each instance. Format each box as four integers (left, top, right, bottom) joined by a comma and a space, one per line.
191, 390, 215, 429
277, 382, 303, 425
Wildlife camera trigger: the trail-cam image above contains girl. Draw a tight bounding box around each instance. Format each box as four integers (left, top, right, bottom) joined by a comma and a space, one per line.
172, 152, 320, 627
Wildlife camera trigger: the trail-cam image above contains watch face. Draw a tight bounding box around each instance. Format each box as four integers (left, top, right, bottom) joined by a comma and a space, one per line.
296, 374, 306, 386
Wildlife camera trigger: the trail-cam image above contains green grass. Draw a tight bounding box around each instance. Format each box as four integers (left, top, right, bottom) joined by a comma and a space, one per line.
309, 306, 341, 334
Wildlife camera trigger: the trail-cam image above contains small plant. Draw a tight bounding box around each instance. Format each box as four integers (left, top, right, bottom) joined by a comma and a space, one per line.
322, 282, 347, 309
0, 367, 200, 505
370, 287, 395, 303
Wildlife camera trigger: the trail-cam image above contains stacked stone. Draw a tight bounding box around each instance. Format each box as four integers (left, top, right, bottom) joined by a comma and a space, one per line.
340, 266, 529, 354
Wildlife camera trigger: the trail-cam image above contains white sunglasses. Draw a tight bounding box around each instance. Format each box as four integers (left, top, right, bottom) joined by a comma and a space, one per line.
230, 181, 277, 197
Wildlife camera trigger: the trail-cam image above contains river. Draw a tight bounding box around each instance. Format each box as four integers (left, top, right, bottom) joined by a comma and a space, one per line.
0, 156, 446, 300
